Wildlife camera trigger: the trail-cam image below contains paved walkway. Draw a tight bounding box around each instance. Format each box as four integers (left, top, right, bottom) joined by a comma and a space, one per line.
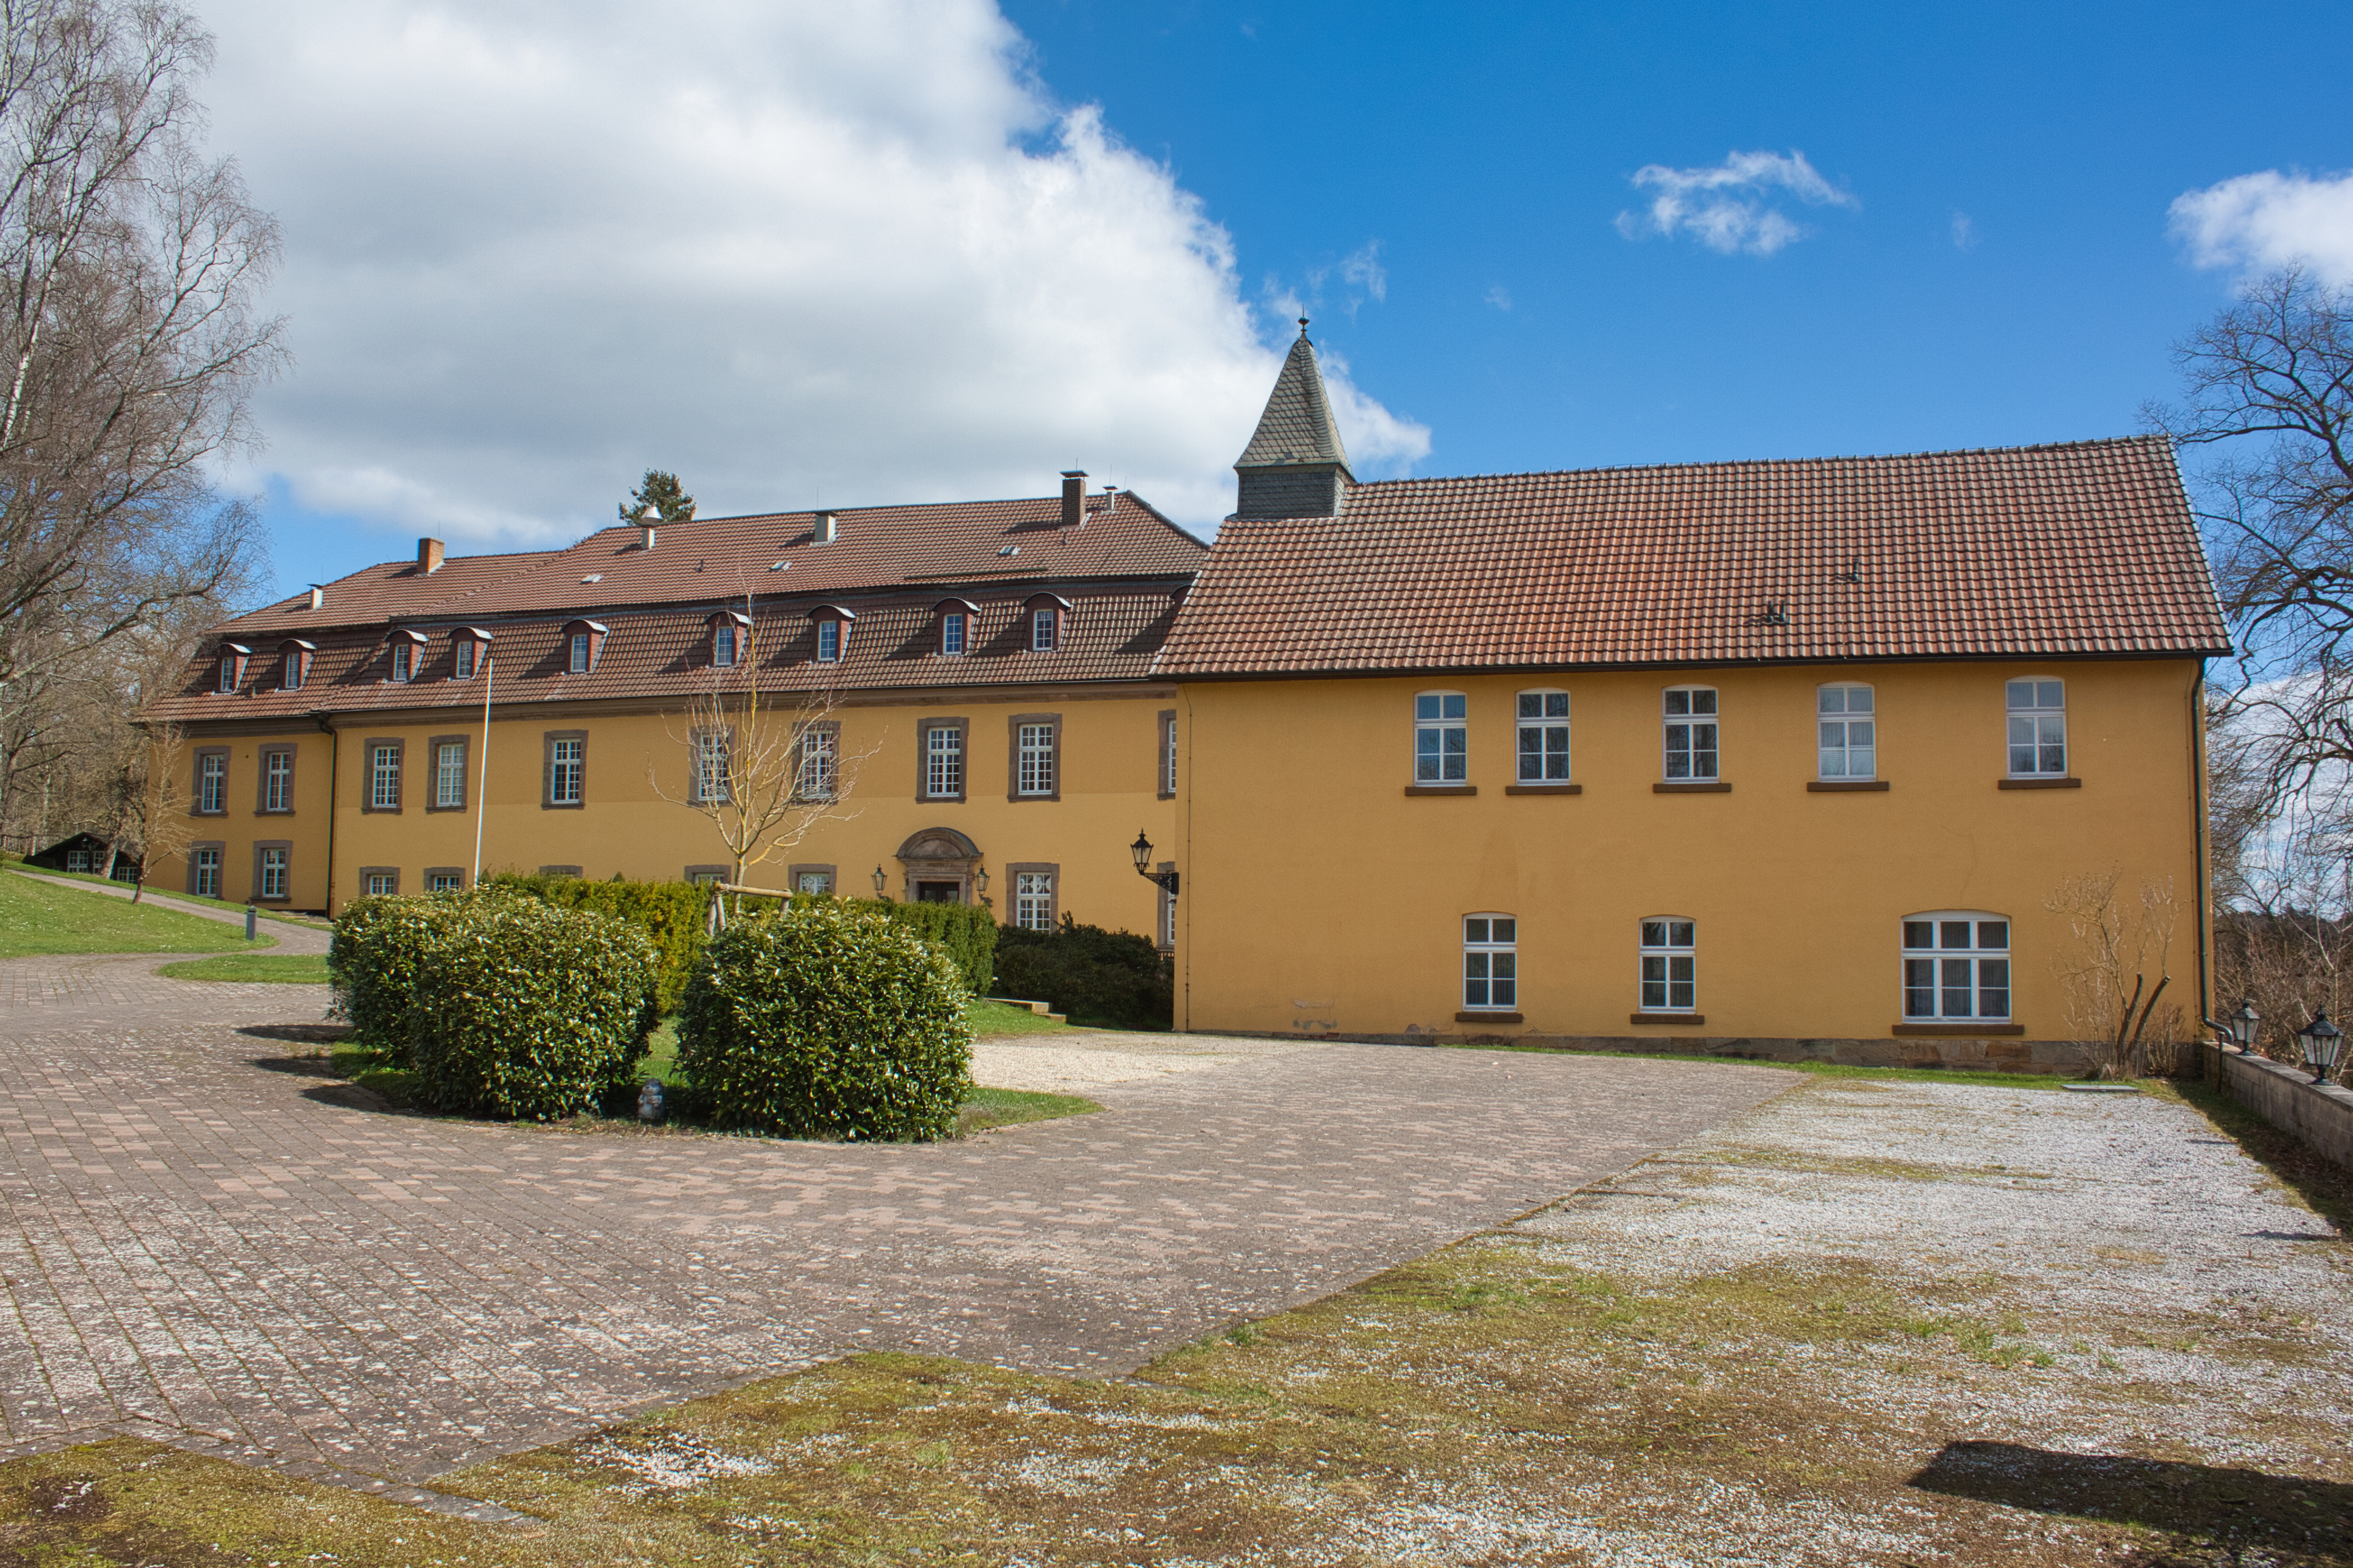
0, 953, 1790, 1491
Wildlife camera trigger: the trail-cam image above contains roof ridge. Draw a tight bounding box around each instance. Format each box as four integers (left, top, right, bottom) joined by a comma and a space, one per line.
1332, 434, 2172, 494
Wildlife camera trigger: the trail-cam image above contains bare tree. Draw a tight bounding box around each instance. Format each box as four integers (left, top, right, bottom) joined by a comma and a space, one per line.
2046, 871, 2182, 1079
106, 717, 185, 902
650, 597, 875, 888
0, 0, 283, 839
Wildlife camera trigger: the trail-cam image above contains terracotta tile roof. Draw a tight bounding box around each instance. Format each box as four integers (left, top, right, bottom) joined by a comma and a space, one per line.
217, 551, 561, 636
152, 585, 1186, 724
1157, 437, 2230, 677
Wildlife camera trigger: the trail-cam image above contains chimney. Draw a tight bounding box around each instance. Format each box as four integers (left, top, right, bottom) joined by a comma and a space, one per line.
418, 537, 444, 573
811, 510, 837, 544
640, 524, 657, 550
1061, 470, 1086, 528
306, 585, 324, 611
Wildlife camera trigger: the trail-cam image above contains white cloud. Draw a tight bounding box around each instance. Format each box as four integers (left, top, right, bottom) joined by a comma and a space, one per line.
1950, 211, 1978, 251
1319, 348, 1431, 472
1483, 283, 1511, 311
2169, 168, 2353, 285
1614, 149, 1857, 256
198, 0, 1426, 547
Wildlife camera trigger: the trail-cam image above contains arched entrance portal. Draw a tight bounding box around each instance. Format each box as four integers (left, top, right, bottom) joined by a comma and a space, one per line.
895, 826, 983, 905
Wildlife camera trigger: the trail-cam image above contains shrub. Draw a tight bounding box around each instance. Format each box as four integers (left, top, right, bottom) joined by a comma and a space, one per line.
676, 899, 973, 1140
843, 895, 997, 996
487, 871, 707, 1012
328, 889, 511, 1065
993, 915, 1173, 1030
407, 898, 659, 1119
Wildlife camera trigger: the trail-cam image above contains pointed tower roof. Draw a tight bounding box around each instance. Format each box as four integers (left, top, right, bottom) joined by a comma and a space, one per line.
1235, 323, 1352, 475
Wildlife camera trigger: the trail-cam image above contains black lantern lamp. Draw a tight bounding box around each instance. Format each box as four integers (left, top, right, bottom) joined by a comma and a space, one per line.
2297, 1010, 2345, 1084
2230, 999, 2260, 1053
1129, 830, 1178, 896
871, 863, 888, 895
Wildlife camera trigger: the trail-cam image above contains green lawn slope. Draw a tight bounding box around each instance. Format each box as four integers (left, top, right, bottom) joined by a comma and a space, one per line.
0, 872, 278, 958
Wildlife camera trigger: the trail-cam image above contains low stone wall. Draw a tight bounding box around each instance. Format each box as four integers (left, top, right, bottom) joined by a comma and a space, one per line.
1250, 1029, 2094, 1075
2204, 1042, 2353, 1171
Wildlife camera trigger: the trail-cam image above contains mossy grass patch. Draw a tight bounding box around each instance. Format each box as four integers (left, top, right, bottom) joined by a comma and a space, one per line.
956, 1086, 1101, 1135
158, 952, 329, 983
967, 997, 1075, 1036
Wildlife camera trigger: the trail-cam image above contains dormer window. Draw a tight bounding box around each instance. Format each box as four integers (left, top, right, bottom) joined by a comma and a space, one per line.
278, 640, 315, 691
214, 643, 250, 693
934, 598, 980, 657
715, 623, 737, 666
387, 629, 426, 684
1024, 593, 1072, 653
559, 619, 609, 675
810, 605, 855, 664
707, 609, 751, 668
452, 627, 492, 680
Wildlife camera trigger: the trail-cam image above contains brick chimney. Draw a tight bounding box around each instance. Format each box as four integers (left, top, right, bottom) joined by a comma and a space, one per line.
811, 510, 838, 544
1061, 470, 1086, 528
418, 537, 444, 573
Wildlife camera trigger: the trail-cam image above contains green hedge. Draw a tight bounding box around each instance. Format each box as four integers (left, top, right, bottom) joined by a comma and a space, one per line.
844, 896, 996, 996
329, 889, 507, 1065
486, 872, 707, 1012
407, 898, 659, 1120
993, 916, 1173, 1030
676, 899, 973, 1141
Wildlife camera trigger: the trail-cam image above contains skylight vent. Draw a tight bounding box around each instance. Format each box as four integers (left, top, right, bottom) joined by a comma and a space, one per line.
769, 560, 788, 572
581, 573, 603, 583
998, 545, 1019, 557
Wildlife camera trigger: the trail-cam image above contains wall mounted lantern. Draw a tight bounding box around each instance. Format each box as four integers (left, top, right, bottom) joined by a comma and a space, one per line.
872, 863, 888, 895
974, 865, 990, 896
2297, 1010, 2345, 1084
1129, 831, 1178, 896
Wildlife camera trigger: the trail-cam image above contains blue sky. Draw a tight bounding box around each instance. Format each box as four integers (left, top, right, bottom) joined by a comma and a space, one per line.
208, 0, 2353, 606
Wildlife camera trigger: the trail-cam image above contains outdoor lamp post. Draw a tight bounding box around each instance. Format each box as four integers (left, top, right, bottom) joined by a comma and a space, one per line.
2230, 999, 2260, 1053
1128, 830, 1178, 896
871, 863, 888, 895
2296, 1010, 2345, 1084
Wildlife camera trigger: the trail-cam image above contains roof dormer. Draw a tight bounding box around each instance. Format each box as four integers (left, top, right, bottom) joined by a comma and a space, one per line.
809, 603, 855, 663
1023, 592, 1074, 652
705, 608, 752, 668
561, 619, 609, 675
277, 638, 316, 691
214, 642, 252, 694
452, 626, 493, 680
933, 597, 980, 656
387, 627, 428, 684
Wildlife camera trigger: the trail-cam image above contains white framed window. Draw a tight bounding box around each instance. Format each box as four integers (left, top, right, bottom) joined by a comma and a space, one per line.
216, 654, 237, 693
2006, 679, 2066, 776
1902, 913, 2011, 1022
391, 642, 414, 683
282, 651, 304, 690
1639, 918, 1697, 1012
65, 848, 91, 872
1414, 691, 1468, 783
693, 731, 730, 804
263, 750, 293, 812
796, 870, 833, 895
363, 870, 397, 896
1017, 722, 1056, 796
192, 848, 222, 899
816, 619, 841, 663
198, 753, 227, 814
1818, 684, 1875, 779
369, 744, 401, 810
941, 611, 967, 656
797, 726, 838, 799
1663, 688, 1717, 780
1015, 870, 1054, 931
713, 623, 737, 667
1030, 607, 1058, 651
549, 738, 583, 805
925, 725, 963, 798
454, 639, 475, 679
426, 870, 465, 893
1161, 711, 1178, 796
1463, 914, 1517, 1010
568, 632, 591, 673
259, 847, 289, 900
433, 742, 465, 808
1516, 690, 1570, 782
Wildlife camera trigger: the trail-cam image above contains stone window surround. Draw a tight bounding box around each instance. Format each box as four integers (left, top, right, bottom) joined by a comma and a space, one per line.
251, 840, 293, 903
1156, 860, 1176, 952
543, 728, 587, 810
917, 716, 969, 802
185, 840, 226, 898
683, 863, 730, 885
423, 866, 468, 892
255, 744, 297, 815
787, 862, 838, 895
425, 734, 470, 812
1007, 860, 1059, 930
795, 720, 841, 802
1007, 712, 1061, 802
357, 866, 401, 896
1158, 709, 1177, 799
361, 738, 403, 813
191, 746, 231, 816
690, 725, 731, 804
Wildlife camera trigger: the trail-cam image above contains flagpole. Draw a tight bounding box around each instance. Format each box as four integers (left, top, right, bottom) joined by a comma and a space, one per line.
472, 654, 493, 885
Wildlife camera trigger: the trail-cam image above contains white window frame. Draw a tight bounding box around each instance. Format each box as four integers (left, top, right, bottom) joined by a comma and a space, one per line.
941, 611, 967, 656
215, 655, 237, 693
282, 651, 304, 690
1015, 870, 1055, 931
1639, 918, 1698, 1013
192, 847, 222, 899
925, 725, 963, 798
263, 750, 293, 812
815, 619, 842, 663
390, 642, 414, 683
1817, 683, 1876, 780
1663, 687, 1718, 780
549, 737, 584, 806
453, 638, 475, 680
1902, 912, 2012, 1022
198, 753, 227, 814
1030, 607, 1058, 651
363, 870, 397, 896
426, 870, 465, 893
568, 632, 591, 674
1462, 914, 1518, 1011
430, 742, 462, 808
1161, 711, 1178, 797
259, 847, 289, 900
369, 744, 400, 810
1516, 689, 1570, 783
1016, 722, 1056, 797
1414, 691, 1469, 784
795, 870, 834, 895
797, 726, 838, 800
692, 730, 730, 804
713, 623, 737, 668
2006, 678, 2067, 778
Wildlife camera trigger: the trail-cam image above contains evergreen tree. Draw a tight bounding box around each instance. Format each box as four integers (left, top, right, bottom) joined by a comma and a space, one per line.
621, 470, 696, 526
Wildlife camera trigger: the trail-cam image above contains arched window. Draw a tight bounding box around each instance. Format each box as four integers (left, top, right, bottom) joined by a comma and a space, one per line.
1462, 914, 1517, 1011
1516, 689, 1570, 782
214, 643, 250, 693
809, 605, 855, 663
1817, 683, 1874, 779
562, 619, 609, 674
1639, 918, 1697, 1013
1902, 913, 2010, 1022
935, 597, 979, 656
1663, 687, 1717, 779
2006, 679, 2066, 777
1414, 691, 1468, 784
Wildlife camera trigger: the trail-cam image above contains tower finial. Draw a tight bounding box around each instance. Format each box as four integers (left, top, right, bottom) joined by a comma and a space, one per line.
1297, 316, 1309, 337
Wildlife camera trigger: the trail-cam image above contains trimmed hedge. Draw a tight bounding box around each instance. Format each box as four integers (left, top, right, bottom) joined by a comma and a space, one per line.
329, 889, 506, 1065
486, 871, 707, 1012
993, 915, 1173, 1030
407, 898, 659, 1120
846, 896, 996, 997
676, 899, 973, 1141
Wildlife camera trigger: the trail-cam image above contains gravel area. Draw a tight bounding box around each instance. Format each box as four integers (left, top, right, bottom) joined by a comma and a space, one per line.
971, 1030, 1322, 1091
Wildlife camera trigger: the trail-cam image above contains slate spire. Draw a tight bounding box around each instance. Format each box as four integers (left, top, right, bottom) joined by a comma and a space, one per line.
1233, 320, 1354, 519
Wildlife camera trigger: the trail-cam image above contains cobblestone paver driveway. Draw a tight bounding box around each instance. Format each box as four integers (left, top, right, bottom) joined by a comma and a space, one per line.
0, 954, 1788, 1491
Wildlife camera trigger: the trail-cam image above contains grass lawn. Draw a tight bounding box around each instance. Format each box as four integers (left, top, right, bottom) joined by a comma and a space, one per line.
3, 861, 325, 925
967, 997, 1073, 1035
0, 871, 278, 958
157, 953, 329, 983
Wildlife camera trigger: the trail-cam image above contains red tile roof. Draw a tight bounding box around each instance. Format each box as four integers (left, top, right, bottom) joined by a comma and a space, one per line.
1155, 438, 2230, 677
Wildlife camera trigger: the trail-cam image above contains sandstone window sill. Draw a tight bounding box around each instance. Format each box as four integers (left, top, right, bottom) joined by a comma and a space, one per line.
1808, 780, 1889, 792
1456, 1011, 1522, 1024
1891, 1023, 2026, 1036
1630, 1012, 1705, 1025
1505, 784, 1582, 795
1653, 782, 1730, 794
1998, 777, 2081, 790
1403, 785, 1478, 797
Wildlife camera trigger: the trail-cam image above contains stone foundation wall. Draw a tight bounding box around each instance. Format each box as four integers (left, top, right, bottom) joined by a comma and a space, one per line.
2204, 1043, 2353, 1171
1227, 1028, 2095, 1075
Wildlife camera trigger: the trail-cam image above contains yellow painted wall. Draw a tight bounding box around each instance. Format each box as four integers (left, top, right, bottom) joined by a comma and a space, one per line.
1172, 659, 2208, 1043
318, 691, 1176, 936
146, 730, 337, 908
